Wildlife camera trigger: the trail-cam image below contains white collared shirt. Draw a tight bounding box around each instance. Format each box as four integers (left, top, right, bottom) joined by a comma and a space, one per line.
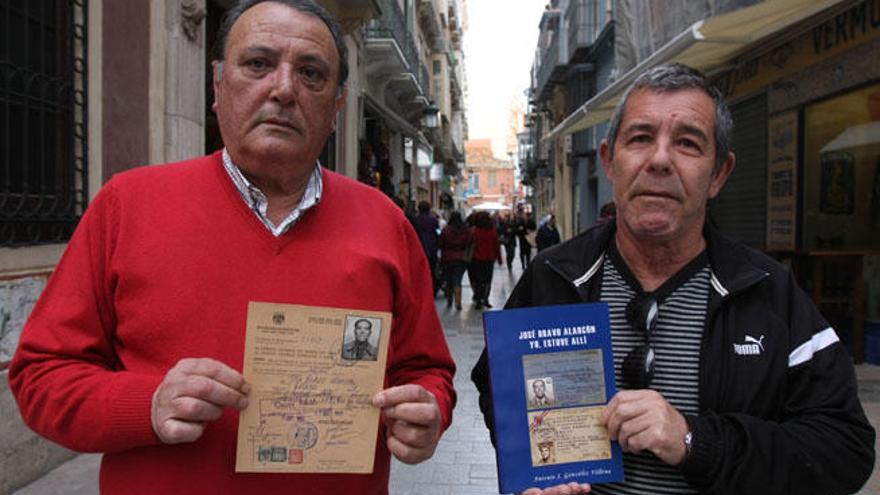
221, 148, 323, 236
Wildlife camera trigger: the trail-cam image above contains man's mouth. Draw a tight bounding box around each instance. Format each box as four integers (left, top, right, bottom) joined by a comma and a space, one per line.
635, 190, 678, 200
260, 118, 298, 132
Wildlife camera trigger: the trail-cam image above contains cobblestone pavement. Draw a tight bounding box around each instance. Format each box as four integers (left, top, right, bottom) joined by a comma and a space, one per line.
12, 257, 880, 495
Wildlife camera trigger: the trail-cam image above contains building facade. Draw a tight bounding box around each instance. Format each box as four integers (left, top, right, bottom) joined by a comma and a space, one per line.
462, 139, 516, 211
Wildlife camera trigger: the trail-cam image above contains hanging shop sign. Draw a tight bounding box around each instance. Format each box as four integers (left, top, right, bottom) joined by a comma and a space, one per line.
717, 0, 880, 100
430, 163, 443, 182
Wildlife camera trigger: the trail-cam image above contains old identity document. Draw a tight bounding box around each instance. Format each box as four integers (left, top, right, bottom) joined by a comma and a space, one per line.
236, 302, 391, 473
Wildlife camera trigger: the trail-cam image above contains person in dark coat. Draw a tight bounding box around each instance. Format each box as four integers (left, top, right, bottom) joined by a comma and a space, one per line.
497, 213, 518, 271
515, 210, 537, 269
535, 214, 561, 251
412, 200, 440, 294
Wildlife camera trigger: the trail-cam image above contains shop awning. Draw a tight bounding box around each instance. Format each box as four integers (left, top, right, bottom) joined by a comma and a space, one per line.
471, 201, 512, 212
545, 0, 846, 141
363, 90, 432, 152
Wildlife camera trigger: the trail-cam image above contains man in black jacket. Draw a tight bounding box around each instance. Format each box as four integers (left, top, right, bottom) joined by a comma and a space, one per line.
471, 63, 875, 495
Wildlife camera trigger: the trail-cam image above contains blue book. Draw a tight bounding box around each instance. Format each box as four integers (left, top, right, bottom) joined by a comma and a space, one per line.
483, 302, 624, 494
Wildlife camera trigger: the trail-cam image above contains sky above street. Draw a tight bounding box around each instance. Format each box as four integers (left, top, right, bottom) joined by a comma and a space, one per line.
464, 0, 547, 158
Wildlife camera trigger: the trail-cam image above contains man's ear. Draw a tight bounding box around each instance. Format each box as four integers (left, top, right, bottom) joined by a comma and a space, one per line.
709, 151, 736, 199
599, 139, 613, 181
332, 87, 347, 131
335, 86, 348, 113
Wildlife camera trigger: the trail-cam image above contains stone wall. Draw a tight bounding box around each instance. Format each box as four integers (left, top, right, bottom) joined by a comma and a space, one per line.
0, 275, 76, 493
0, 276, 47, 366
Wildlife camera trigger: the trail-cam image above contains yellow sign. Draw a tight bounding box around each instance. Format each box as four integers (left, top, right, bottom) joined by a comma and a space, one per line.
716, 0, 880, 100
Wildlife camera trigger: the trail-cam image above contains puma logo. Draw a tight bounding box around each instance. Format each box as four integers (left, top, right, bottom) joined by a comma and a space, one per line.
734, 334, 765, 356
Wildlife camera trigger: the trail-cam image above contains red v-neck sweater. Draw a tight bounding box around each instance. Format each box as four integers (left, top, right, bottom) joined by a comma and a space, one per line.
9, 152, 456, 494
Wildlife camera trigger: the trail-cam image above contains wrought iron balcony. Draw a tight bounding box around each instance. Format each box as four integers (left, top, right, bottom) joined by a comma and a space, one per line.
566, 0, 605, 59
364, 0, 426, 95
533, 8, 567, 103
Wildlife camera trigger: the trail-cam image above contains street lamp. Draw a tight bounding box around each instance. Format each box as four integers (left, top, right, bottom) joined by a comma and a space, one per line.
422, 101, 440, 129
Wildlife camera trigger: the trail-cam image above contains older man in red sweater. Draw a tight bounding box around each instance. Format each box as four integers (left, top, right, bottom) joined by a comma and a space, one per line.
8, 1, 455, 493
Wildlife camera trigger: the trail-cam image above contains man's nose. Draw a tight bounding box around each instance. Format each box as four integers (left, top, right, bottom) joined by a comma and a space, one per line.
269, 65, 297, 104
645, 138, 673, 175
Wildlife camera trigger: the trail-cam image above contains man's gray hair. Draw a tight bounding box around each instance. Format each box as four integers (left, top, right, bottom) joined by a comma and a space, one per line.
212, 0, 349, 89
605, 63, 733, 172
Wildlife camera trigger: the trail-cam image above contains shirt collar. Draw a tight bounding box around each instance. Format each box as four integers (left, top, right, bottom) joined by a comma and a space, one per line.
221, 148, 323, 236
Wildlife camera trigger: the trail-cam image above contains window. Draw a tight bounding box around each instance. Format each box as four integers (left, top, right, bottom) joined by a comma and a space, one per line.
433, 59, 441, 75
469, 172, 479, 192
1, 0, 88, 246
488, 170, 497, 188
802, 83, 880, 252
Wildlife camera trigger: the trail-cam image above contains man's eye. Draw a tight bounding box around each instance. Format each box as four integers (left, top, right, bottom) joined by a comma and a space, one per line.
299, 66, 326, 82
628, 135, 651, 144
678, 138, 702, 151
245, 59, 269, 70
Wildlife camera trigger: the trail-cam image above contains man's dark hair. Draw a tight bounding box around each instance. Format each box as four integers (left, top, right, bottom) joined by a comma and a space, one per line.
418, 201, 431, 213
353, 318, 372, 330
448, 211, 464, 230
213, 0, 349, 89
605, 63, 733, 173
474, 211, 493, 229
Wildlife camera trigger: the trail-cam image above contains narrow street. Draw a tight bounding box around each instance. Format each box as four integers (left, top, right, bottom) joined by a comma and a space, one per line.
12, 255, 880, 495
389, 258, 525, 494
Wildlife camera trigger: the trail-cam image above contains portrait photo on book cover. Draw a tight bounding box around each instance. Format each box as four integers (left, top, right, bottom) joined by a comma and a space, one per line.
534, 440, 557, 466
526, 377, 556, 409
341, 315, 381, 361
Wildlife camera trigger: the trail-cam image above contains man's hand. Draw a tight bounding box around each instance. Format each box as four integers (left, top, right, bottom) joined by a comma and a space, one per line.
373, 384, 442, 465
521, 482, 591, 495
151, 358, 250, 444
603, 390, 689, 465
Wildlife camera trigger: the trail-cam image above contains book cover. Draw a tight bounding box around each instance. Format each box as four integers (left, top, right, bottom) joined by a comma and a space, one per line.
483, 302, 624, 493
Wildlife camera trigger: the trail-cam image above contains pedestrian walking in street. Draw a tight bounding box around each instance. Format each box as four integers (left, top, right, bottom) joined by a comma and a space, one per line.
470, 211, 502, 310
439, 211, 472, 310
515, 209, 537, 269
472, 63, 874, 495
535, 213, 561, 251
8, 2, 456, 494
498, 212, 518, 271
413, 200, 441, 295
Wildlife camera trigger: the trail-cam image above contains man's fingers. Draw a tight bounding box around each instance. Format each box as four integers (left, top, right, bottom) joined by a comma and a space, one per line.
152, 357, 249, 445
382, 401, 439, 427
373, 384, 434, 408
522, 482, 591, 495
169, 396, 225, 422
388, 419, 433, 447
386, 433, 433, 465
155, 418, 206, 444
177, 358, 249, 394
178, 375, 249, 409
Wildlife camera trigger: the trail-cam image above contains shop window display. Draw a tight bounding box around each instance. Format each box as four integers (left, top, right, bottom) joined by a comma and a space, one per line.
804, 84, 880, 251
804, 83, 880, 326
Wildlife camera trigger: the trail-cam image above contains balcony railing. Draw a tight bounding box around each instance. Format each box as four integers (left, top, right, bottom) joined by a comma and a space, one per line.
566, 0, 610, 59
534, 8, 567, 103
364, 0, 425, 94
